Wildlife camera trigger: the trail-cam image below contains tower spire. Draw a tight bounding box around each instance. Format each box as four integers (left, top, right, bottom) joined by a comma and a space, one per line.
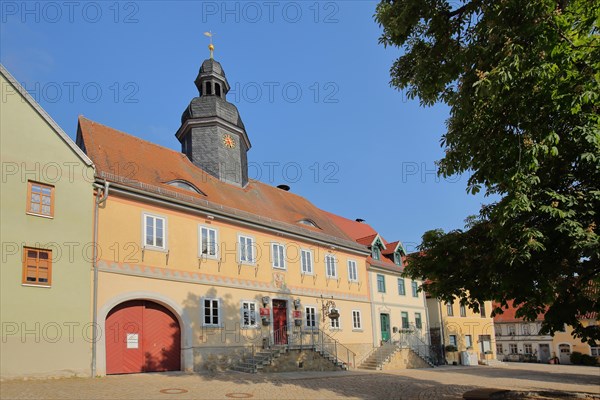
203, 31, 215, 59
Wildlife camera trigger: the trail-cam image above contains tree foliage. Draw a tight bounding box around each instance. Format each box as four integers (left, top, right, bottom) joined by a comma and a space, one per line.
375, 0, 600, 342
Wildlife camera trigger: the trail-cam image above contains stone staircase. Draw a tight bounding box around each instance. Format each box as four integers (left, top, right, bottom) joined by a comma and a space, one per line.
481, 358, 506, 367
231, 347, 287, 373
358, 343, 399, 370
231, 345, 349, 373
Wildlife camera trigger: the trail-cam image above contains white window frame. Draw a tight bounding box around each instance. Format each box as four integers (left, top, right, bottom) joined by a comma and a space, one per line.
271, 242, 286, 269
465, 334, 473, 348
352, 310, 362, 330
305, 305, 317, 329
509, 343, 518, 354
198, 225, 218, 259
523, 343, 533, 354
143, 213, 167, 250
300, 249, 313, 275
241, 300, 258, 329
508, 324, 516, 335
325, 254, 337, 279
329, 306, 340, 330
238, 234, 256, 264
202, 297, 221, 327
522, 324, 531, 335
347, 260, 358, 282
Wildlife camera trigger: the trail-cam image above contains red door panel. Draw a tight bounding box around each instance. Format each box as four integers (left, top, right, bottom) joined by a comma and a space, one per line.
105, 300, 180, 374
273, 300, 287, 345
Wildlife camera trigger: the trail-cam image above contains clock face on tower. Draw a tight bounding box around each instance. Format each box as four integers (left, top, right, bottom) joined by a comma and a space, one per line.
223, 134, 235, 149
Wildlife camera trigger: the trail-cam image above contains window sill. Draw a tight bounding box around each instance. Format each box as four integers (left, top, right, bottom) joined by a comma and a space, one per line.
199, 255, 219, 260
143, 246, 168, 253
22, 283, 51, 288
352, 329, 364, 332
240, 325, 260, 330
301, 272, 314, 276
272, 266, 287, 270
202, 324, 222, 328
26, 212, 53, 219
239, 261, 256, 267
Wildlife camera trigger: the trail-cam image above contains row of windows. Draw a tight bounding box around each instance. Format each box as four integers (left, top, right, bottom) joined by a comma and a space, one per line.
448, 334, 473, 348
202, 298, 363, 330
399, 311, 423, 329
145, 214, 361, 280
376, 274, 419, 298
446, 302, 487, 318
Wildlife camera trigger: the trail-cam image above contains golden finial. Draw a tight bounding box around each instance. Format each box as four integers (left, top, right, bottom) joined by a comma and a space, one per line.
204, 31, 215, 59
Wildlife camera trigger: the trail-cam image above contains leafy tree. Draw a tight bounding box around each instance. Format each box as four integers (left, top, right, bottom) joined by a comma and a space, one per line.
375, 0, 599, 342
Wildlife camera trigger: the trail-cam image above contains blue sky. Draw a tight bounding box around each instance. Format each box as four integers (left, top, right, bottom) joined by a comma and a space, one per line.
1, 1, 490, 250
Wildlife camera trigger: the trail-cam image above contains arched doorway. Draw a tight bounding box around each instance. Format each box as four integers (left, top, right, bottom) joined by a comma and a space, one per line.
558, 343, 571, 364
105, 300, 181, 374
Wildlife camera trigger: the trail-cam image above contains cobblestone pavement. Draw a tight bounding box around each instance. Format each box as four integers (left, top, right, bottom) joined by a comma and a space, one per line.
1, 363, 598, 400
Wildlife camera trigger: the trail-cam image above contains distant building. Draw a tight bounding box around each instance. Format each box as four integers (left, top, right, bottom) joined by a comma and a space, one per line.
0, 65, 95, 379
426, 295, 496, 364
493, 301, 553, 363
494, 301, 599, 364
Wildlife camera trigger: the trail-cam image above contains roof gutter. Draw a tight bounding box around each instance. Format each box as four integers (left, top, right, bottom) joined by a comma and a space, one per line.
91, 179, 109, 377
102, 180, 370, 256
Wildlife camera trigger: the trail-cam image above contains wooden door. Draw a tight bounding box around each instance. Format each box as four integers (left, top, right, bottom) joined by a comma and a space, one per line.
105, 300, 181, 374
380, 313, 390, 342
272, 300, 288, 345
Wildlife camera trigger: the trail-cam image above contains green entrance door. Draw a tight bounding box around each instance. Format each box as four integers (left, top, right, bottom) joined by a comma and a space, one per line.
380, 313, 391, 342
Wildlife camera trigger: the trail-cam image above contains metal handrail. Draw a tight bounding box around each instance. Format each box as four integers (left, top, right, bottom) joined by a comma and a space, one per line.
269, 324, 356, 369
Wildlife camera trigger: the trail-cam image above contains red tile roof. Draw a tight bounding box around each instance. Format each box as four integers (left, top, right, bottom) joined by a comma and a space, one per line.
324, 211, 405, 273
77, 116, 364, 249
492, 300, 546, 323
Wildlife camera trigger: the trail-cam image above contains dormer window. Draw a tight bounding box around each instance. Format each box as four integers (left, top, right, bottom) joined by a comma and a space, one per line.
394, 252, 401, 265
298, 219, 320, 229
372, 246, 380, 260
165, 180, 205, 195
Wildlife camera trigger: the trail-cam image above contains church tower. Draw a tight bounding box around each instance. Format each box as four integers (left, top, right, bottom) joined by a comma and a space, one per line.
175, 45, 251, 187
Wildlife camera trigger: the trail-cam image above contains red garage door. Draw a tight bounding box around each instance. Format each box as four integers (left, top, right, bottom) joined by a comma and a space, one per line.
106, 300, 181, 374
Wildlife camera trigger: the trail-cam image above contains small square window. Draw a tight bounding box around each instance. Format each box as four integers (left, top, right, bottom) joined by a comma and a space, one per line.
22, 247, 52, 286
27, 181, 54, 217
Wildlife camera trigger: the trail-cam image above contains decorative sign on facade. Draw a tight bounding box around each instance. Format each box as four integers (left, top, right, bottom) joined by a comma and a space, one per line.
292, 310, 302, 319
259, 307, 270, 317
126, 333, 139, 349
273, 272, 285, 289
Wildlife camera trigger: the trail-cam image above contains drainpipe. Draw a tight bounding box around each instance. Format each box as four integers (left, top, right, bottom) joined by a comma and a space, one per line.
439, 300, 446, 363
91, 180, 109, 377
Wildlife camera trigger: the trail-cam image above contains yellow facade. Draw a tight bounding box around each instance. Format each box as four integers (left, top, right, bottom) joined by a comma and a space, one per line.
368, 267, 429, 345
95, 193, 373, 373
552, 320, 599, 364
427, 297, 496, 364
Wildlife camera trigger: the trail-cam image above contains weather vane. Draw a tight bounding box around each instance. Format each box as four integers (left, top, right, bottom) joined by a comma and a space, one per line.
204, 31, 216, 59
